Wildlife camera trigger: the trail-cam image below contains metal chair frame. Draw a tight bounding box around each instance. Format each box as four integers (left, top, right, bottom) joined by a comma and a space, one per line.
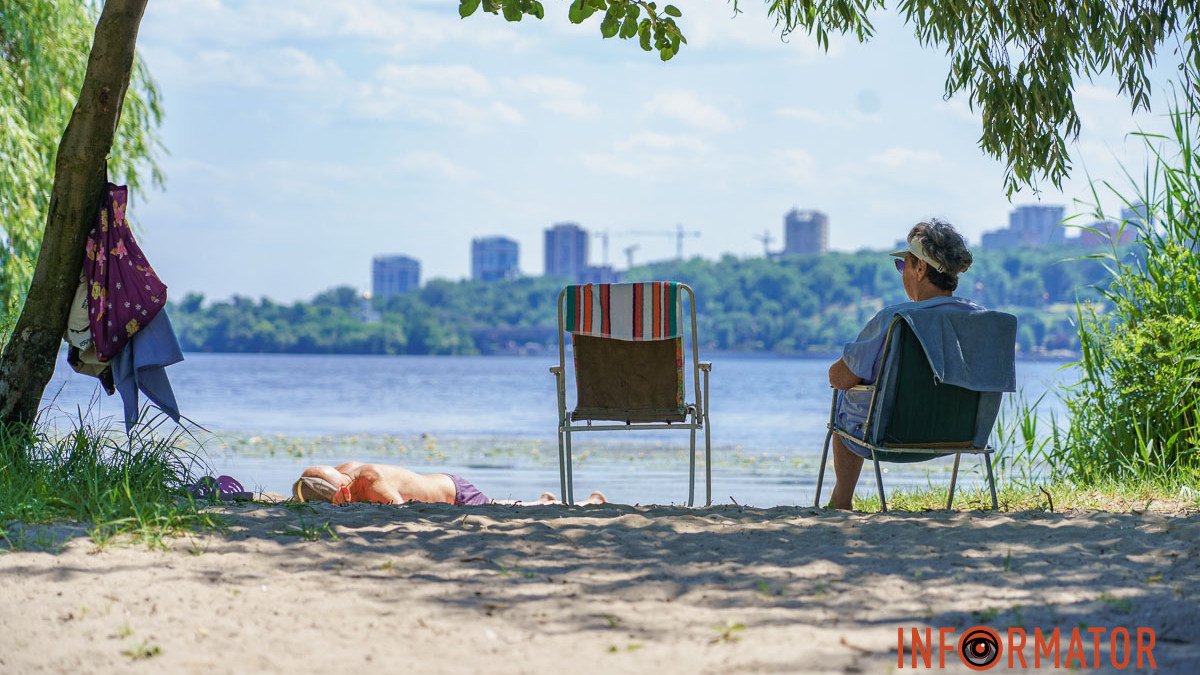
813, 316, 1000, 512
550, 283, 712, 506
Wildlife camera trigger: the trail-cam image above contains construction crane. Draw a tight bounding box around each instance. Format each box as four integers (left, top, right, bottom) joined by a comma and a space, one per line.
591, 230, 610, 266
620, 223, 701, 260
622, 244, 640, 269
754, 229, 775, 257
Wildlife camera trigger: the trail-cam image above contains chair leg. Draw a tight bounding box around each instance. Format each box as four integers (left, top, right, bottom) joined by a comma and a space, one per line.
814, 429, 833, 508
871, 449, 887, 513
687, 419, 697, 507
557, 428, 567, 505
984, 453, 999, 510
947, 453, 962, 510
564, 429, 575, 505
815, 389, 838, 508
704, 408, 712, 507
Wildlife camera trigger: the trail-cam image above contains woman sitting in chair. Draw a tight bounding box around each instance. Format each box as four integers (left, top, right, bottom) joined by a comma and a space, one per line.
825, 219, 980, 510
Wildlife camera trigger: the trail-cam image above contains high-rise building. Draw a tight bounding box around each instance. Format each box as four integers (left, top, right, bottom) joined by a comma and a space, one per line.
1009, 204, 1065, 246
981, 204, 1068, 249
544, 222, 588, 280
783, 209, 828, 256
372, 255, 420, 298
1078, 220, 1137, 248
1120, 202, 1151, 229
581, 264, 620, 284
980, 229, 1021, 250
471, 236, 520, 282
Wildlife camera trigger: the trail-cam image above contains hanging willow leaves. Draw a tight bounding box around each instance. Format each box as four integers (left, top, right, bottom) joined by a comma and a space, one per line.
0, 0, 164, 329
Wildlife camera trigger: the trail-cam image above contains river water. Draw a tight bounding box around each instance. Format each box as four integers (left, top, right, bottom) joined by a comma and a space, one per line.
42, 353, 1074, 507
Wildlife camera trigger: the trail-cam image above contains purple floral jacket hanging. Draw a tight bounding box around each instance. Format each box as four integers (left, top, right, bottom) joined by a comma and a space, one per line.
85, 183, 167, 362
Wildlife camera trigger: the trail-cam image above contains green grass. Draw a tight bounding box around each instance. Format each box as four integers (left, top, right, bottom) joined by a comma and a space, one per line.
850, 476, 1200, 513
710, 620, 747, 644
0, 414, 222, 549
274, 517, 339, 541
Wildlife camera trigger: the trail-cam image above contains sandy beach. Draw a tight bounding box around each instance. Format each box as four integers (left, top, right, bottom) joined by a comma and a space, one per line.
3, 502, 1199, 673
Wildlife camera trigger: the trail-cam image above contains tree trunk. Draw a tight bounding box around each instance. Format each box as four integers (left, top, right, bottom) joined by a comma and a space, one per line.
0, 0, 150, 427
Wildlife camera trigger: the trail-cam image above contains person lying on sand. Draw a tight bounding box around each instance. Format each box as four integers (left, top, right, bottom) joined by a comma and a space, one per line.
292, 461, 606, 506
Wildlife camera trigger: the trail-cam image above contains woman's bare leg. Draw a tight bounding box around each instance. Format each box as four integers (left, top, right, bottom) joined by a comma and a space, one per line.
828, 436, 864, 510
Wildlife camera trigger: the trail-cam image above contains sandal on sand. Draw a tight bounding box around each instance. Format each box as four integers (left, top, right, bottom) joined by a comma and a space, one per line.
189, 475, 254, 501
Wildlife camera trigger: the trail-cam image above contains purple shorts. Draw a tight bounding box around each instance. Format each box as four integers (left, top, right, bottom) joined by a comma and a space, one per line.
449, 475, 492, 506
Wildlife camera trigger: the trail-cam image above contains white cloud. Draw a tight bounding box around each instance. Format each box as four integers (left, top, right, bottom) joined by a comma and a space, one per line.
774, 106, 879, 129
511, 76, 598, 118
623, 131, 710, 153
374, 64, 492, 96
675, 1, 836, 59
774, 107, 834, 126
643, 90, 733, 132
149, 47, 345, 91
352, 65, 523, 130
580, 132, 710, 180
867, 146, 945, 169
488, 101, 525, 125
937, 97, 982, 125
143, 0, 532, 55
393, 151, 479, 181
775, 148, 818, 185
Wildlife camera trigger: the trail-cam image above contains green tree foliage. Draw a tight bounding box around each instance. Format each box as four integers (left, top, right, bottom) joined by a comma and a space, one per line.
0, 0, 163, 324
171, 246, 1115, 355
468, 1, 1200, 195
461, 0, 687, 61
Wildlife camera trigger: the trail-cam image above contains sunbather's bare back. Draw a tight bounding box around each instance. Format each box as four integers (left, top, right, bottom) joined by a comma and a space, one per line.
293, 461, 607, 506
300, 462, 455, 504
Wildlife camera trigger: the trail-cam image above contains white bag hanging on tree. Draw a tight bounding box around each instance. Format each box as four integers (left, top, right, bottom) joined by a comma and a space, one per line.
65, 272, 94, 351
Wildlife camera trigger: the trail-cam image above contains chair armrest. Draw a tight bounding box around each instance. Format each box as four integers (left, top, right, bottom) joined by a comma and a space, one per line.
549, 366, 563, 375
699, 361, 712, 372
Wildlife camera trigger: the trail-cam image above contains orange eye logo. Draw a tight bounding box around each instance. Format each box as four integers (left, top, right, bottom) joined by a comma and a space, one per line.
959, 626, 1002, 670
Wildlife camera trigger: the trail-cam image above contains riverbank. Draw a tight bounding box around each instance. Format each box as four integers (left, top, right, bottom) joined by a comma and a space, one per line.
3, 501, 1198, 673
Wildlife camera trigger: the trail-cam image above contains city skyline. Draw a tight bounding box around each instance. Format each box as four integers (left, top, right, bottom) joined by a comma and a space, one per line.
373, 200, 1135, 293
130, 1, 1178, 302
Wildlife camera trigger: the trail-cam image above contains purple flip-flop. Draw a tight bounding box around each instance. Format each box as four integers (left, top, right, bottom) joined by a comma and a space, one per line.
188, 475, 254, 501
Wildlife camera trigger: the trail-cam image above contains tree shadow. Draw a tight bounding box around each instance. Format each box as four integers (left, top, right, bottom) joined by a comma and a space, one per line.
7, 502, 1199, 667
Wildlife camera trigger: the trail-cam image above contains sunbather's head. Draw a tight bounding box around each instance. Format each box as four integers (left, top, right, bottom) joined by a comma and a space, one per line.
292, 476, 338, 502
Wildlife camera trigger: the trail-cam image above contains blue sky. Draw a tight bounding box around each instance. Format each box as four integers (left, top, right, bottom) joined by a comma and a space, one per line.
133, 1, 1179, 302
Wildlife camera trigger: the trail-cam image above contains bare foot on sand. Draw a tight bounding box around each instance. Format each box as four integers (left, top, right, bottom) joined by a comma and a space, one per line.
536, 491, 608, 506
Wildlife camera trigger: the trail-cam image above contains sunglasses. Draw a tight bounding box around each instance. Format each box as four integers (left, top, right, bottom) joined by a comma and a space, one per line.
893, 258, 906, 273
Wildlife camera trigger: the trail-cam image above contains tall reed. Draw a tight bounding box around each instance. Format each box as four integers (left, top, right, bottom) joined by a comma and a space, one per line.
1050, 91, 1200, 484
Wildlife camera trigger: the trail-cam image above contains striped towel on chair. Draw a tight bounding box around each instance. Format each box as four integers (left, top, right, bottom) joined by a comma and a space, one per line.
564, 282, 682, 341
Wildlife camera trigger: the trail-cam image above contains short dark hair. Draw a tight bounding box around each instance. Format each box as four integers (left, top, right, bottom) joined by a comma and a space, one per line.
908, 219, 972, 292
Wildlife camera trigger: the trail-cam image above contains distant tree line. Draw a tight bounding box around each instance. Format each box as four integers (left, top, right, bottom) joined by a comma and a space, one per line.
169, 246, 1119, 356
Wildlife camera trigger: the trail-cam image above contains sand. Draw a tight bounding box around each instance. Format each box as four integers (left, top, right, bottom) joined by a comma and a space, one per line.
3, 501, 1199, 673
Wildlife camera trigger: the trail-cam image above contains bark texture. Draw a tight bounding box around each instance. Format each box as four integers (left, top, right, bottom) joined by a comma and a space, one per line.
0, 0, 150, 427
